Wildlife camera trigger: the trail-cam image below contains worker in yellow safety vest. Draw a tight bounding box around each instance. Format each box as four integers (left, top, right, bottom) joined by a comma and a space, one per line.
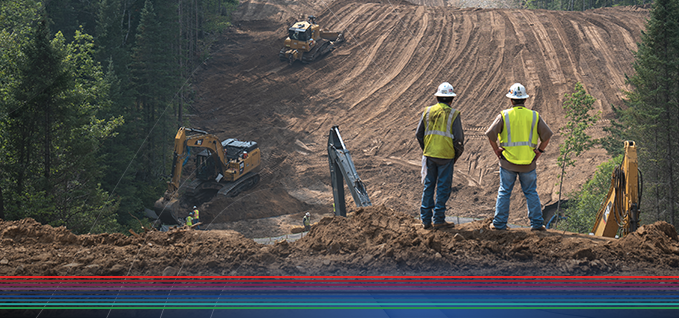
186, 211, 195, 228
192, 206, 200, 230
415, 82, 464, 230
303, 212, 311, 232
485, 83, 553, 231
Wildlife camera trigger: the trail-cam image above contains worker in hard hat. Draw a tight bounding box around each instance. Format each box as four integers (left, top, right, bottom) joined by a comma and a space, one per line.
303, 212, 311, 232
186, 211, 195, 228
485, 83, 553, 231
192, 206, 200, 230
416, 82, 464, 230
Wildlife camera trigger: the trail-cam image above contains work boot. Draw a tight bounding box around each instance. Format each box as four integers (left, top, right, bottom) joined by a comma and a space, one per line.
433, 221, 455, 229
531, 225, 546, 231
489, 223, 507, 231
423, 223, 432, 230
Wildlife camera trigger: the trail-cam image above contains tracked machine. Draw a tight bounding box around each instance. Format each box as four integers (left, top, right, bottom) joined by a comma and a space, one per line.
279, 15, 344, 64
153, 127, 261, 225
591, 141, 642, 238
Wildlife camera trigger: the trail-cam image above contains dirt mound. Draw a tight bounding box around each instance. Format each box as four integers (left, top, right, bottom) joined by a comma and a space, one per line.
3, 206, 679, 276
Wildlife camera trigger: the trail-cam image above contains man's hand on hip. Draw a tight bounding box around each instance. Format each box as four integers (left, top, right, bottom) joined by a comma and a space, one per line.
494, 147, 504, 159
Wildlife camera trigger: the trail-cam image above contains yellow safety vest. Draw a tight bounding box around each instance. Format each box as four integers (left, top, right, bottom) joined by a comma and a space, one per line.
186, 216, 194, 227
498, 106, 539, 165
422, 103, 460, 159
193, 209, 200, 219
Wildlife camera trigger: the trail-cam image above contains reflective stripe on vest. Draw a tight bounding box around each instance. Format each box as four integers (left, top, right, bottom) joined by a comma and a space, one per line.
498, 107, 539, 165
422, 103, 459, 159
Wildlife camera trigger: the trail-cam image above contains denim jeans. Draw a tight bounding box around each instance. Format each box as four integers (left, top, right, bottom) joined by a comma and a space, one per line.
420, 158, 454, 226
493, 167, 544, 229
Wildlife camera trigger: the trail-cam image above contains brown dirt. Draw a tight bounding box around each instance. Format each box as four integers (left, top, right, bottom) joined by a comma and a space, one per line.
187, 0, 650, 235
2, 206, 679, 276
4, 2, 669, 276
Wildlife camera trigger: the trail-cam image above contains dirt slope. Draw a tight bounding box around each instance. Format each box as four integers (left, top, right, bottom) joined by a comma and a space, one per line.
2, 206, 679, 276
187, 0, 649, 232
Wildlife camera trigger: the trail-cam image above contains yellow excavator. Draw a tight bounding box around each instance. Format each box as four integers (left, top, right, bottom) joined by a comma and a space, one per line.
279, 15, 344, 64
591, 141, 642, 238
153, 127, 261, 225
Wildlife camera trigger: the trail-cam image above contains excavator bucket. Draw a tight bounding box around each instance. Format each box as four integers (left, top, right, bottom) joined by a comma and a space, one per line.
153, 197, 183, 225
328, 126, 371, 217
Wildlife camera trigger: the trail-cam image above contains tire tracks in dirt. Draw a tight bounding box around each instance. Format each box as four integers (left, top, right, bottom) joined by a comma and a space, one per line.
191, 1, 649, 227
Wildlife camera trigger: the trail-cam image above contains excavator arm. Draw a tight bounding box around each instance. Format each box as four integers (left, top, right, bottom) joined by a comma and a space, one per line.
591, 141, 642, 237
166, 127, 227, 196
328, 126, 371, 217
156, 127, 230, 225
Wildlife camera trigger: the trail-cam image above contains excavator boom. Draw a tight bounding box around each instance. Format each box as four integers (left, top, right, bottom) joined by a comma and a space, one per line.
591, 141, 641, 237
328, 126, 371, 217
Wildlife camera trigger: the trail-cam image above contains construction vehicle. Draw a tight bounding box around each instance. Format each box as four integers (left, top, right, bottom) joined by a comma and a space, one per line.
153, 127, 261, 225
591, 141, 643, 238
279, 15, 344, 64
328, 126, 371, 217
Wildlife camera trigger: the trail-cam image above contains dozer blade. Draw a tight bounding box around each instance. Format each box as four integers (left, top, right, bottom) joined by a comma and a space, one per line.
153, 197, 183, 225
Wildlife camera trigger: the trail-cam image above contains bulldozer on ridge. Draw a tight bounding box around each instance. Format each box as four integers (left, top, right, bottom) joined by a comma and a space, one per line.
153, 127, 261, 225
279, 15, 344, 64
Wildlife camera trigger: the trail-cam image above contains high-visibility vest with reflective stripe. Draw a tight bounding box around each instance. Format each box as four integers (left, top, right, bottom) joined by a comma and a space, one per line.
498, 106, 539, 165
422, 103, 460, 159
193, 209, 200, 219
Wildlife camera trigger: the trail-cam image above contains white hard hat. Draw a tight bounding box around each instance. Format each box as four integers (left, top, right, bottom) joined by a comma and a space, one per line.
193, 206, 197, 209
506, 83, 529, 99
434, 82, 457, 97
305, 212, 310, 216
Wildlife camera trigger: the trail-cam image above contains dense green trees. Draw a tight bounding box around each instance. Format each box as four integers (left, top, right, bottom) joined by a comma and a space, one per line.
0, 0, 237, 233
524, 0, 650, 11
614, 0, 679, 228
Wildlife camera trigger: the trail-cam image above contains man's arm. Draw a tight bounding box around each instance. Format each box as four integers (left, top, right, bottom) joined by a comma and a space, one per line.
452, 114, 464, 162
485, 114, 504, 159
532, 117, 553, 160
416, 117, 425, 150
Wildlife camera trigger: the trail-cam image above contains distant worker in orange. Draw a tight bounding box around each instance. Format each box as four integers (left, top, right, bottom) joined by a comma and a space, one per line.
192, 206, 200, 230
485, 83, 552, 231
416, 82, 464, 230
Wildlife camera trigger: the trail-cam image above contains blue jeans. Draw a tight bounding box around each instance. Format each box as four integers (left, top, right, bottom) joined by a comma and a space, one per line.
420, 158, 454, 226
493, 167, 544, 229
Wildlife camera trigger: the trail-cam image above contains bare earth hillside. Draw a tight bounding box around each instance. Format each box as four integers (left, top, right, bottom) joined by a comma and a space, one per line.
3, 1, 671, 278
188, 0, 649, 235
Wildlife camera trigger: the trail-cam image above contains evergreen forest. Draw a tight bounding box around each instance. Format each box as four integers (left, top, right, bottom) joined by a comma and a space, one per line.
0, 0, 237, 234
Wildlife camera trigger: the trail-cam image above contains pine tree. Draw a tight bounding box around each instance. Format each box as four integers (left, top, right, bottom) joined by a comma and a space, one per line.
623, 0, 679, 228
3, 19, 122, 233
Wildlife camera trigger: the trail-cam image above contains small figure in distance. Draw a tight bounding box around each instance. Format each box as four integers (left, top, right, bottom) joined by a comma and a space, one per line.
303, 212, 311, 232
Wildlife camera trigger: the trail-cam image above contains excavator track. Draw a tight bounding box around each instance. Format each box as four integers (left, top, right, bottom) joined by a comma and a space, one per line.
217, 172, 260, 197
